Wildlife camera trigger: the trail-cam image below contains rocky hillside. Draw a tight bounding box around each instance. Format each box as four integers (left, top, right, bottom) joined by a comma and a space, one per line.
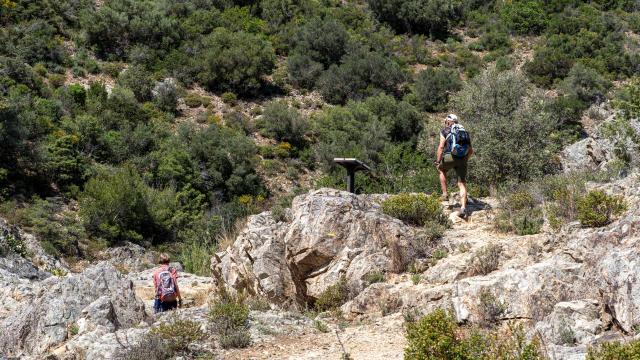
2, 1, 640, 358
1, 167, 640, 359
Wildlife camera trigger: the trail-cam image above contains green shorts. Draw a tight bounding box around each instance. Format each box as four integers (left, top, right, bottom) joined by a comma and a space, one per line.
438, 154, 468, 182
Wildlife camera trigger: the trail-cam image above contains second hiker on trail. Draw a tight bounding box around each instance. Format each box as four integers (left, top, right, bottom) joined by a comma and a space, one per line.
435, 114, 474, 218
153, 253, 182, 313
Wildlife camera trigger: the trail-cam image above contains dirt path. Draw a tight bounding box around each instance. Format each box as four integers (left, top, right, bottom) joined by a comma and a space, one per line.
223, 314, 407, 360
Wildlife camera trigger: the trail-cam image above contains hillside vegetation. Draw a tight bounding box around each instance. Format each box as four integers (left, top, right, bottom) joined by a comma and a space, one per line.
1, 0, 639, 273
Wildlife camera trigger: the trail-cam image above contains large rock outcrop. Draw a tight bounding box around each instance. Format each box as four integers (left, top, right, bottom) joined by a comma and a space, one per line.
211, 188, 433, 308
560, 105, 640, 173
0, 262, 147, 358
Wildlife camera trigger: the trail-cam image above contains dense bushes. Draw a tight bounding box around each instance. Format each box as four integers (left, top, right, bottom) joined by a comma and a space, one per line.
198, 28, 276, 94
367, 0, 460, 37
1, 0, 638, 270
499, 1, 547, 35
291, 17, 348, 67
525, 5, 638, 87
413, 67, 461, 112
259, 101, 308, 147
313, 94, 435, 194
82, 0, 181, 60
79, 167, 153, 243
317, 48, 405, 104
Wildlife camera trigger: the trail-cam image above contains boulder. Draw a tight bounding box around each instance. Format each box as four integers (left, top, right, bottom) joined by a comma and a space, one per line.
536, 299, 605, 346
211, 188, 430, 308
99, 242, 157, 273
561, 137, 612, 173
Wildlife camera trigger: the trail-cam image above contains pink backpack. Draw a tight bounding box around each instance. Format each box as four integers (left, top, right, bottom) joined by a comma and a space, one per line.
157, 267, 177, 302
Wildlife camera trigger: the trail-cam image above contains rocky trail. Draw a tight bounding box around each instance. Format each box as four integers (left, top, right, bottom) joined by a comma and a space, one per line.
2, 172, 640, 359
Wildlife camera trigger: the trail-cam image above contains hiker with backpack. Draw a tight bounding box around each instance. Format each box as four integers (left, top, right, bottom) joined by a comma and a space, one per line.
435, 114, 474, 218
153, 253, 182, 313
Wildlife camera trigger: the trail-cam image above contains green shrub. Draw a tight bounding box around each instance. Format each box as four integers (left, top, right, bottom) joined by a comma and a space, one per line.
613, 77, 640, 121
470, 26, 513, 53
430, 247, 448, 266
42, 133, 89, 189
221, 92, 237, 105
33, 63, 47, 76
79, 168, 147, 243
317, 48, 405, 104
587, 340, 640, 359
495, 56, 514, 71
497, 188, 544, 235
413, 67, 461, 112
259, 101, 308, 147
48, 73, 66, 88
198, 28, 276, 95
151, 318, 205, 352
405, 309, 544, 360
365, 271, 386, 285
499, 1, 547, 35
541, 173, 588, 224
577, 190, 626, 227
102, 62, 126, 78
209, 292, 251, 349
218, 6, 267, 34
405, 309, 467, 360
411, 273, 421, 285
4, 197, 85, 257
560, 63, 611, 105
558, 320, 576, 345
291, 17, 348, 67
184, 93, 205, 108
512, 208, 544, 235
153, 79, 178, 113
313, 319, 330, 333
286, 53, 324, 90
382, 193, 446, 227
525, 6, 633, 88
4, 233, 30, 258
314, 276, 348, 312
117, 65, 154, 102
452, 66, 556, 185
178, 240, 216, 276
81, 0, 180, 60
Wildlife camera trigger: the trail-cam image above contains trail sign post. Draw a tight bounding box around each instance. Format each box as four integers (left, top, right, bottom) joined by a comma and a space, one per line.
333, 158, 370, 193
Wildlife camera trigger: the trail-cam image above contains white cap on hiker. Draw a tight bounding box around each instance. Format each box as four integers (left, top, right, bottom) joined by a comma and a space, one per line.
446, 114, 458, 123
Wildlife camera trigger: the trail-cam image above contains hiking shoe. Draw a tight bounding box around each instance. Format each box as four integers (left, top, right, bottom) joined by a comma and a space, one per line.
458, 207, 468, 219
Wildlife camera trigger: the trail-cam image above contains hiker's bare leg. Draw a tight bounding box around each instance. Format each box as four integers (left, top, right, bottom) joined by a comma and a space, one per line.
459, 181, 468, 210
438, 168, 448, 197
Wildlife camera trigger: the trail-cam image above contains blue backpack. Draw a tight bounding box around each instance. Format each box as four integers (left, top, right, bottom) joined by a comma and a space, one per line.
446, 124, 471, 159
